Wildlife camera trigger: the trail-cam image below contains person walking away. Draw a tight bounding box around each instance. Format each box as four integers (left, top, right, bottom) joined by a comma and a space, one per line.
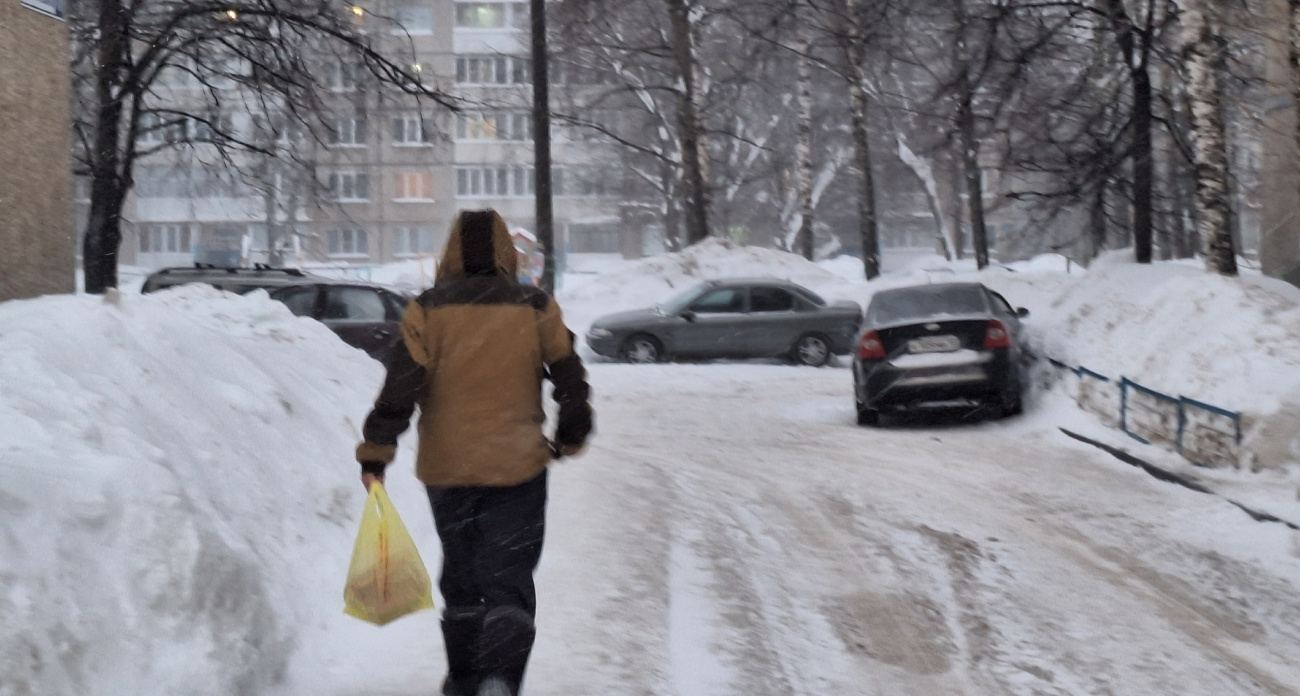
354, 209, 593, 696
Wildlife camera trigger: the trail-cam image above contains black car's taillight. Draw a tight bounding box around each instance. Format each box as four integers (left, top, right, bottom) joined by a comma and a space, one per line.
858, 330, 886, 359
984, 320, 1011, 349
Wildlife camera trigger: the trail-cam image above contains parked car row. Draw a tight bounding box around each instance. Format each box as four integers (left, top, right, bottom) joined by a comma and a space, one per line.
142, 265, 411, 361
145, 264, 1032, 423
588, 278, 1031, 424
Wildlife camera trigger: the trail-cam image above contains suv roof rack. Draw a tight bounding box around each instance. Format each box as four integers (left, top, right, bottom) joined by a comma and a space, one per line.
151, 264, 306, 277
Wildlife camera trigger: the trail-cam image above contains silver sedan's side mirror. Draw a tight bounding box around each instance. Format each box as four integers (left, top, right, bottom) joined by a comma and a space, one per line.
680, 310, 697, 322
1016, 307, 1030, 318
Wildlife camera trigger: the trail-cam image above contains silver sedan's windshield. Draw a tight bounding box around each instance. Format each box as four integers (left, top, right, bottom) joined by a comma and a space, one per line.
656, 283, 712, 315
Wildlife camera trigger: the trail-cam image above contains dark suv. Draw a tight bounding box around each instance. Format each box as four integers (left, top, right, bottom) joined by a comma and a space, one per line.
140, 264, 323, 295
141, 265, 413, 361
268, 281, 411, 360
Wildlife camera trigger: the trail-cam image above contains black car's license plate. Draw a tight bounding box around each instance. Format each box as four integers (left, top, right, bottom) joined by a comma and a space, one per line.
908, 335, 961, 353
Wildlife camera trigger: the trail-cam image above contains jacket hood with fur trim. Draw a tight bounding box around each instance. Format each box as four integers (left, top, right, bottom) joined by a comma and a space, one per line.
435, 209, 519, 285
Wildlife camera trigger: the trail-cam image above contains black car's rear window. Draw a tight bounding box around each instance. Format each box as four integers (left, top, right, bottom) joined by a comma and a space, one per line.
868, 285, 988, 325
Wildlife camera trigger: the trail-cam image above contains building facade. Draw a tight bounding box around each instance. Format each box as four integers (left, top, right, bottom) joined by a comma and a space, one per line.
1, 0, 75, 301
92, 0, 622, 279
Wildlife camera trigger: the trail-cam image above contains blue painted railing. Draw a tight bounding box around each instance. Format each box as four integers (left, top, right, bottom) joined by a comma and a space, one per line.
1049, 359, 1243, 468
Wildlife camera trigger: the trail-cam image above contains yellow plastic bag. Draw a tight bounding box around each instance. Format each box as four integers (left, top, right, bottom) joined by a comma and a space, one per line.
343, 483, 435, 626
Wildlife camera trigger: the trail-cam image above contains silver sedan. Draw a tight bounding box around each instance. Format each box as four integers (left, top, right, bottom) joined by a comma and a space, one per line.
586, 279, 862, 366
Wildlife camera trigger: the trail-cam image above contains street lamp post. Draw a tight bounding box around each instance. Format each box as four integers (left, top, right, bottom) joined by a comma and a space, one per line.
530, 0, 555, 294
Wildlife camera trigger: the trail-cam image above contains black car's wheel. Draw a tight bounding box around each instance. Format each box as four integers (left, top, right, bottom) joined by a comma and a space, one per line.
792, 333, 832, 367
856, 401, 880, 426
620, 334, 664, 364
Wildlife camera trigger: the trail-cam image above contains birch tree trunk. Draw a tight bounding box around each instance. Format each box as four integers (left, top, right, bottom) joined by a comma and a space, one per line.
666, 0, 710, 245
1182, 0, 1238, 275
896, 138, 955, 260
844, 0, 880, 279
794, 23, 816, 261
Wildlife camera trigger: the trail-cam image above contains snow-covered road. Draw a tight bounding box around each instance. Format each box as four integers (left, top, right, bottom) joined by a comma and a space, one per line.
11, 248, 1300, 696
517, 364, 1300, 696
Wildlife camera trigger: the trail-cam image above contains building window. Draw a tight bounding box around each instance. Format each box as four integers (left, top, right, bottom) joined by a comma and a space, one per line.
328, 228, 369, 256
392, 5, 433, 34
137, 113, 174, 146
183, 113, 235, 142
330, 117, 368, 146
327, 172, 370, 201
394, 171, 434, 201
455, 111, 531, 141
455, 2, 504, 28
392, 116, 433, 145
457, 166, 533, 197
455, 55, 529, 85
266, 116, 305, 145
136, 112, 230, 146
399, 62, 431, 88
512, 167, 534, 196
456, 112, 496, 140
393, 227, 436, 256
503, 112, 531, 140
328, 62, 362, 92
141, 224, 192, 254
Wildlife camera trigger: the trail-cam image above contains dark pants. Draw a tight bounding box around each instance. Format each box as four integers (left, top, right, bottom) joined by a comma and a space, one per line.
427, 470, 548, 695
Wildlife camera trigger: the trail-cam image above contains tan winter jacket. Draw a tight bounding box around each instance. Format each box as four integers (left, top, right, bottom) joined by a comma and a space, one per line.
356, 210, 591, 487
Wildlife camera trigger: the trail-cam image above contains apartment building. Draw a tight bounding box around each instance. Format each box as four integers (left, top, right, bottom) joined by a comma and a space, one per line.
101, 0, 622, 275
1, 0, 75, 300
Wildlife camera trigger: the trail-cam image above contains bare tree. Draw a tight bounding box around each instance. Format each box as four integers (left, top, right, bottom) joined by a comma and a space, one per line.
69, 0, 458, 293
666, 0, 714, 243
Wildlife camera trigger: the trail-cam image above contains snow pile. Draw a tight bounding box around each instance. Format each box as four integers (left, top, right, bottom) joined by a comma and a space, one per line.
0, 286, 391, 695
1028, 253, 1300, 468
1034, 253, 1300, 413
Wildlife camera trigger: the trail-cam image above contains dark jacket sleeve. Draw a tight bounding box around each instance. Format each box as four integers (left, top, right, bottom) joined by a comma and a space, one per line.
548, 349, 592, 447
537, 296, 592, 447
355, 303, 429, 471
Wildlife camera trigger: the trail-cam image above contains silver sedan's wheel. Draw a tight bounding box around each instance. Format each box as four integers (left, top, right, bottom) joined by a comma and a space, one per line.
793, 334, 831, 367
621, 335, 662, 364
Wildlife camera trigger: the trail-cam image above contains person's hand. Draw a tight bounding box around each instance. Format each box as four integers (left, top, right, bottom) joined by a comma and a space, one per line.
361, 472, 385, 491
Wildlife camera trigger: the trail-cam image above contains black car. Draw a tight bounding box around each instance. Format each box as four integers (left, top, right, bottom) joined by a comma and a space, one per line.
267, 282, 412, 361
853, 282, 1029, 424
142, 264, 412, 361
586, 279, 862, 366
